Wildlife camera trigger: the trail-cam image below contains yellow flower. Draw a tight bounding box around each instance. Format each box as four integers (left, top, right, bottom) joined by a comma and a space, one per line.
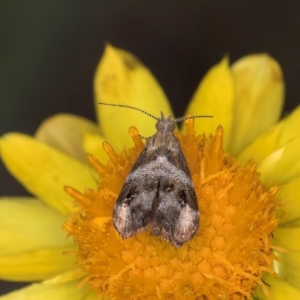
0, 44, 300, 299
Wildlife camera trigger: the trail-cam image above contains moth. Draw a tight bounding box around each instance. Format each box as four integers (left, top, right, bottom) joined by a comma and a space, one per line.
99, 103, 212, 247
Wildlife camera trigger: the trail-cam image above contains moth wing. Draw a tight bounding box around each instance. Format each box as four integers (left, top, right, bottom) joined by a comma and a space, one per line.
113, 178, 158, 239
152, 176, 199, 247
173, 186, 199, 246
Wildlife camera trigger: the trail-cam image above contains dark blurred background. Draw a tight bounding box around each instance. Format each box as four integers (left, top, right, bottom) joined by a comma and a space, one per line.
1, 0, 300, 295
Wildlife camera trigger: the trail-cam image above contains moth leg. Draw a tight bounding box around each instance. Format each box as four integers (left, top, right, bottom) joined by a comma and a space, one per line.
138, 134, 149, 141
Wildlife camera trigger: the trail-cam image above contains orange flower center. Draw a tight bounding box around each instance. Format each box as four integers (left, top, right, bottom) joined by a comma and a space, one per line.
64, 119, 280, 299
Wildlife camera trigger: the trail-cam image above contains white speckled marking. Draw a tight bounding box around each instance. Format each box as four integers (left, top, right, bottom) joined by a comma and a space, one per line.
127, 156, 193, 187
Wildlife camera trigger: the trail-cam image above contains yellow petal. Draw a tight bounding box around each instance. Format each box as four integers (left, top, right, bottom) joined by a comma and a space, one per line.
82, 292, 97, 300
44, 268, 81, 284
0, 198, 72, 256
94, 44, 172, 150
0, 133, 96, 215
230, 54, 284, 155
237, 105, 300, 164
259, 134, 300, 184
256, 273, 300, 299
185, 57, 234, 149
273, 250, 300, 289
0, 246, 75, 281
274, 228, 300, 250
83, 133, 108, 164
284, 218, 300, 227
35, 114, 102, 163
277, 176, 300, 224
0, 275, 95, 300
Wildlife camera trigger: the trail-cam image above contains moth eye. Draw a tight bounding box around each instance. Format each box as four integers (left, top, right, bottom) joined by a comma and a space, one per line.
179, 190, 187, 207
165, 183, 174, 193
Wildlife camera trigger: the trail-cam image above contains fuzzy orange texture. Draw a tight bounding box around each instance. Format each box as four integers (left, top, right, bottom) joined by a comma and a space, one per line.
64, 118, 280, 300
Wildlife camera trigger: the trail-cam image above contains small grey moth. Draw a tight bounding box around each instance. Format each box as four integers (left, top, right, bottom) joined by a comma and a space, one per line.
99, 103, 212, 247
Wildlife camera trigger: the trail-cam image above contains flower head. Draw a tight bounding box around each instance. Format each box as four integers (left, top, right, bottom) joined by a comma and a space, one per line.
64, 120, 280, 299
1, 44, 300, 299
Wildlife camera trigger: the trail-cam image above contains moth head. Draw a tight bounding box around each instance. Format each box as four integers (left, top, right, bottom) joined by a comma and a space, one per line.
155, 114, 175, 132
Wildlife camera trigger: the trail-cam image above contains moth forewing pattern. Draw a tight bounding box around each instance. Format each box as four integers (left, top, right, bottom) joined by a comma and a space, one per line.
113, 113, 199, 247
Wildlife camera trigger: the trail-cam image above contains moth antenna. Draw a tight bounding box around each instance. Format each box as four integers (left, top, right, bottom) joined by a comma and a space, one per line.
174, 115, 213, 123
98, 102, 159, 121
